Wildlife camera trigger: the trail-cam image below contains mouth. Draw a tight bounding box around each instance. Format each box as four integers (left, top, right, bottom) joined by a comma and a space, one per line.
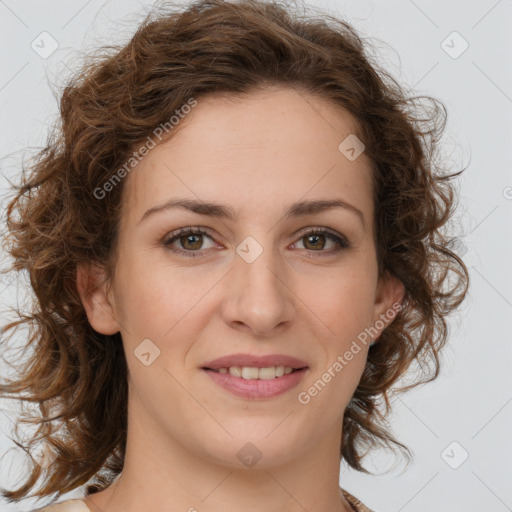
201, 353, 309, 398
201, 365, 309, 399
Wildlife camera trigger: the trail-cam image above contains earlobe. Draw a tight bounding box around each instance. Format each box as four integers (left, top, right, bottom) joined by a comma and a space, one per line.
371, 271, 405, 342
76, 262, 120, 335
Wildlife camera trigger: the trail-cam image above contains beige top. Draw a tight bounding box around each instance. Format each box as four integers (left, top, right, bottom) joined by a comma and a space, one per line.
342, 488, 375, 512
35, 488, 374, 512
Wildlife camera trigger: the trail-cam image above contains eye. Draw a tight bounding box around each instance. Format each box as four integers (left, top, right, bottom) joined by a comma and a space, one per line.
292, 228, 351, 257
162, 226, 351, 258
162, 227, 217, 257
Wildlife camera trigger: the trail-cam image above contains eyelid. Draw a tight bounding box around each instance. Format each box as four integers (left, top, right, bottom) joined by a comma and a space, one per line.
294, 225, 347, 240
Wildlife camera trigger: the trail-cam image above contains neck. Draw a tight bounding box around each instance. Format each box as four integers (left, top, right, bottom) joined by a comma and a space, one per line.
84, 404, 354, 512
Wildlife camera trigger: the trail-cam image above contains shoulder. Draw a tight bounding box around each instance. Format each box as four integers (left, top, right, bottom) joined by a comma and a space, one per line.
32, 499, 91, 512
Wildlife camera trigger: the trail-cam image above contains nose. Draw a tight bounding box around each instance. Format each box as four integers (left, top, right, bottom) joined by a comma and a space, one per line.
220, 240, 295, 337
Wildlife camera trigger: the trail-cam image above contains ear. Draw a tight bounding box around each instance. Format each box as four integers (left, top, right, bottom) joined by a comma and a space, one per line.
370, 270, 405, 343
76, 262, 120, 335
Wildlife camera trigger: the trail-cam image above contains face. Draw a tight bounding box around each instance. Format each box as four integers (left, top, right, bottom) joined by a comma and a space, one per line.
78, 86, 404, 470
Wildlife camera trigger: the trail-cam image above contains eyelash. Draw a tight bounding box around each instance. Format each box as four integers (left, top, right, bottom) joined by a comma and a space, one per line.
162, 226, 351, 258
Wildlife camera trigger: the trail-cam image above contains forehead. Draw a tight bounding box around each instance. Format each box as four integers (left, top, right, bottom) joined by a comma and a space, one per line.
119, 87, 374, 228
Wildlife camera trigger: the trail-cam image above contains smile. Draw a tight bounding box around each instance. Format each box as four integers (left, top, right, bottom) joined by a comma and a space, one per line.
210, 365, 297, 379
202, 367, 308, 399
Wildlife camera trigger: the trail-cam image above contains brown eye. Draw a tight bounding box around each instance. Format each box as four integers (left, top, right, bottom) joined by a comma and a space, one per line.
302, 233, 327, 250
163, 227, 216, 257
179, 233, 203, 250
294, 228, 350, 256
163, 226, 350, 259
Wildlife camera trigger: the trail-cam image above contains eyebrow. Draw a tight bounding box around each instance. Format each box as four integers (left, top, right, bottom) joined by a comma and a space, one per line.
138, 197, 365, 229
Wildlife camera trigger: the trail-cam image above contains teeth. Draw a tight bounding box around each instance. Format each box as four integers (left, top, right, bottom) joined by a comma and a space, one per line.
216, 366, 297, 379
228, 366, 242, 377
241, 367, 259, 379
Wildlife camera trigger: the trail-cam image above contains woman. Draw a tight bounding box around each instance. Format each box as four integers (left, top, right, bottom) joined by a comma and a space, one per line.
0, 0, 469, 511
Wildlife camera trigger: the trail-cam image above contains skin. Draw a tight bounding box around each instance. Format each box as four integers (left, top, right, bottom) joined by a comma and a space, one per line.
77, 86, 404, 512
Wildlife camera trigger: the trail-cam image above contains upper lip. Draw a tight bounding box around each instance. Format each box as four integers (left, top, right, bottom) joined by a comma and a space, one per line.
202, 353, 309, 370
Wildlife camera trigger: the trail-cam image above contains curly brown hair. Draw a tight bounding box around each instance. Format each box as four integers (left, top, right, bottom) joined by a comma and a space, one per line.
0, 0, 469, 504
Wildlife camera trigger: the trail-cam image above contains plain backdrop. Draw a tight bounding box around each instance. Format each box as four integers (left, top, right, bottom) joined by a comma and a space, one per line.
0, 1, 511, 511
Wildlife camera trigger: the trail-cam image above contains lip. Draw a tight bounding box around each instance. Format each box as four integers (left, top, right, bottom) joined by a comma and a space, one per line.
202, 353, 309, 371
203, 367, 309, 399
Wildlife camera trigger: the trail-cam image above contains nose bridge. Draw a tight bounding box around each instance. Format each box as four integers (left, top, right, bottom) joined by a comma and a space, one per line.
223, 232, 294, 334
238, 237, 281, 290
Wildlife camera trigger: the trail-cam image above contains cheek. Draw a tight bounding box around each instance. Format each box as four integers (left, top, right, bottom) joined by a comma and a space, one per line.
302, 266, 377, 342
113, 252, 206, 334
316, 271, 376, 404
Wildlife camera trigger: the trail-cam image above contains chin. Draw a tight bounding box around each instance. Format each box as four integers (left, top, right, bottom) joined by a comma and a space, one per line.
193, 430, 306, 470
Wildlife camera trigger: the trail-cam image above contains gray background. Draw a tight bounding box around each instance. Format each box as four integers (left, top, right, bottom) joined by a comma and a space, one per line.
0, 0, 511, 511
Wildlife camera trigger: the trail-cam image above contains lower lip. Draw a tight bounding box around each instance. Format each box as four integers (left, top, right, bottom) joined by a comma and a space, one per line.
203, 368, 308, 399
